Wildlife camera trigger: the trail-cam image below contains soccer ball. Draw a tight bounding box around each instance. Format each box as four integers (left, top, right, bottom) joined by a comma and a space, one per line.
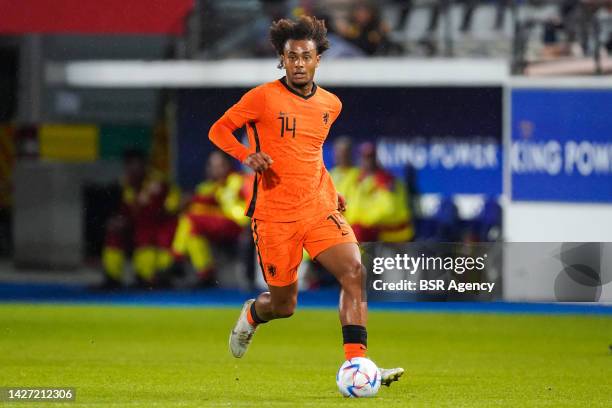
336, 357, 381, 397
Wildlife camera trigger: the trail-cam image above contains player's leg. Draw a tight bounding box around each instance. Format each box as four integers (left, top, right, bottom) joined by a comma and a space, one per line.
249, 218, 302, 320
316, 242, 404, 385
315, 242, 368, 359
229, 281, 299, 358
303, 212, 366, 359
306, 212, 404, 386
251, 282, 298, 321
229, 218, 302, 358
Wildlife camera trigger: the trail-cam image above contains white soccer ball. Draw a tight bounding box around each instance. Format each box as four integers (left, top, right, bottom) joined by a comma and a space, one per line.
336, 357, 381, 397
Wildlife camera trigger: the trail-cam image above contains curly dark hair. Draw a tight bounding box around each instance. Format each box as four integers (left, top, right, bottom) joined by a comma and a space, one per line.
269, 16, 330, 68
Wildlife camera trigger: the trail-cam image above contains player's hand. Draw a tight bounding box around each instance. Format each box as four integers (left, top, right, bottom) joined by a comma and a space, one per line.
337, 193, 347, 212
243, 152, 273, 173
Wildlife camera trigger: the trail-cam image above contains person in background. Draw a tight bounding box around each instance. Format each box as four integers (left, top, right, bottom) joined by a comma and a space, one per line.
252, 0, 294, 57
101, 149, 180, 289
330, 136, 359, 200
170, 150, 250, 287
337, 0, 401, 56
344, 142, 413, 243
317, 11, 365, 58
540, 0, 581, 58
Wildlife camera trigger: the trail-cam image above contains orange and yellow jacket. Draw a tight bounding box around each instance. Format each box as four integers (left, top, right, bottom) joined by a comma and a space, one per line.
330, 165, 360, 199
187, 172, 250, 227
344, 169, 413, 243
120, 170, 181, 222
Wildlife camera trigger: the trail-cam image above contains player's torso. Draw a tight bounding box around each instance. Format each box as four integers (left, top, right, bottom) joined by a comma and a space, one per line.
247, 81, 339, 220
253, 81, 336, 163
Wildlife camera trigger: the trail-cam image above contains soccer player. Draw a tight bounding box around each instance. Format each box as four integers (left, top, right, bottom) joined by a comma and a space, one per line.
208, 16, 403, 387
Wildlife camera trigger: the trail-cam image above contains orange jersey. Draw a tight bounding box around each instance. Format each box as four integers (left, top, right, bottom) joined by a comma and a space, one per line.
209, 77, 342, 222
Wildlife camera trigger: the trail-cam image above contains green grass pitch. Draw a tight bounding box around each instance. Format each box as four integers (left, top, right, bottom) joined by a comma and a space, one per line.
0, 304, 610, 407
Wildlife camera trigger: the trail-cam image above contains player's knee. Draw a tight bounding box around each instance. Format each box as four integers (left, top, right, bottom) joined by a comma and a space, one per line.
271, 299, 296, 318
340, 259, 364, 286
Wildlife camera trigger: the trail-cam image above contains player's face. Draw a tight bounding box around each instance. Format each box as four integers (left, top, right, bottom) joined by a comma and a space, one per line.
282, 39, 320, 89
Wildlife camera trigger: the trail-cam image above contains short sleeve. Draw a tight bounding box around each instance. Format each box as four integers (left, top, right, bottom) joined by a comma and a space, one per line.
225, 86, 266, 128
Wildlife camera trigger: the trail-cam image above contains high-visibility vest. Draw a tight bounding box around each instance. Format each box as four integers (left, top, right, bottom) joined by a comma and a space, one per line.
378, 179, 413, 243
121, 170, 180, 219
344, 170, 413, 242
344, 170, 393, 227
330, 165, 360, 198
190, 172, 249, 226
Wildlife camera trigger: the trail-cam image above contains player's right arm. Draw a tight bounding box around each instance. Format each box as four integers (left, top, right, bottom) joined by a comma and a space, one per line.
208, 86, 273, 172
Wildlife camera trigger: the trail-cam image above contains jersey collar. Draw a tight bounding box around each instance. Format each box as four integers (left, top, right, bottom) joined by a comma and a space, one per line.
279, 76, 317, 100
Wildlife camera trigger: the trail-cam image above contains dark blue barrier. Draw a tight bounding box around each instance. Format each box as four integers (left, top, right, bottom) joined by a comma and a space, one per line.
1, 283, 610, 315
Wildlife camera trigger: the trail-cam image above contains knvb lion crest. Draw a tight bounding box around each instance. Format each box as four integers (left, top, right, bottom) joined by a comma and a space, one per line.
323, 112, 329, 124
266, 263, 277, 277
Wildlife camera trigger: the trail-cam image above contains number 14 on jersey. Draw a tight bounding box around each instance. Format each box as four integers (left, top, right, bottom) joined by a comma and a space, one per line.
277, 112, 296, 138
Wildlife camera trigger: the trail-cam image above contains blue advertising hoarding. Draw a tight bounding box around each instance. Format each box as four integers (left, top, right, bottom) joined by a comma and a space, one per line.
370, 136, 501, 194
511, 89, 612, 203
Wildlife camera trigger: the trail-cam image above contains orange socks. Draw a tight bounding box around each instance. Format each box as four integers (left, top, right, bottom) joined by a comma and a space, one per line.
344, 343, 367, 360
342, 325, 368, 360
246, 301, 267, 327
246, 307, 257, 327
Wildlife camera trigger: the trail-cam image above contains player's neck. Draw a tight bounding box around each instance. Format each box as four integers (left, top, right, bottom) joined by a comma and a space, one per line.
284, 77, 314, 97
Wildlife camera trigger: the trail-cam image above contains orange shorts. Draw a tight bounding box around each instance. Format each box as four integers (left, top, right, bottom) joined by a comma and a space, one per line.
252, 211, 358, 287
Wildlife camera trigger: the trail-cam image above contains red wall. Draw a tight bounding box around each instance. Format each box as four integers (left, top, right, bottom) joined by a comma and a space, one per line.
0, 0, 194, 34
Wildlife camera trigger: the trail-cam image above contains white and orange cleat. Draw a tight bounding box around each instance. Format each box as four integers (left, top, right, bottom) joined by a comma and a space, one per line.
380, 367, 405, 387
229, 299, 257, 358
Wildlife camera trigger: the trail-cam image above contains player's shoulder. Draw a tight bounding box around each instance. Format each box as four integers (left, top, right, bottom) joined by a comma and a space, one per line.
316, 84, 341, 102
316, 85, 342, 109
242, 82, 270, 98
243, 79, 285, 101
257, 80, 280, 91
